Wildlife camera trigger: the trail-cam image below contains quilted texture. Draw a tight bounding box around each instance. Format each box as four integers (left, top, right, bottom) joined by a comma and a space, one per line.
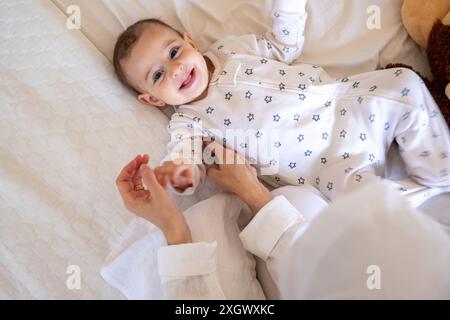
0, 0, 175, 299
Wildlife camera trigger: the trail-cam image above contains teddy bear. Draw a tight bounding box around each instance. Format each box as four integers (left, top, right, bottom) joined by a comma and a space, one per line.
387, 0, 450, 126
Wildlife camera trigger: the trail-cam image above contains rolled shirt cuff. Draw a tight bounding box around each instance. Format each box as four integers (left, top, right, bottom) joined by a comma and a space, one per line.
239, 195, 305, 261
158, 241, 218, 282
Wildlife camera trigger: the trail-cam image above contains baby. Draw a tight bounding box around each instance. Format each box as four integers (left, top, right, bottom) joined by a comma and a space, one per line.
113, 0, 450, 203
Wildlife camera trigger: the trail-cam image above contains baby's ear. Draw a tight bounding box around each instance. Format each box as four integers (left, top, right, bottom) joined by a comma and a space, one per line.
138, 93, 166, 107
183, 32, 199, 50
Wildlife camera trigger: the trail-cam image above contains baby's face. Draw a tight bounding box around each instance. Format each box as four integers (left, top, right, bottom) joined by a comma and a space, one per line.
122, 24, 209, 107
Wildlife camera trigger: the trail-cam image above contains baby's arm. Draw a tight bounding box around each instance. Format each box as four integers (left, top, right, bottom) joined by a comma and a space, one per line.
161, 117, 207, 195
258, 0, 308, 64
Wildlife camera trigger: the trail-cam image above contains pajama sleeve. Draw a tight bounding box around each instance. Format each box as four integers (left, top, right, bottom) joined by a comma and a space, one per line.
209, 0, 307, 64
161, 112, 210, 195
258, 0, 308, 64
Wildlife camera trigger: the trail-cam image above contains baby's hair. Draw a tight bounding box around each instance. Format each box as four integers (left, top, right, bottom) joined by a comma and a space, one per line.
113, 18, 183, 93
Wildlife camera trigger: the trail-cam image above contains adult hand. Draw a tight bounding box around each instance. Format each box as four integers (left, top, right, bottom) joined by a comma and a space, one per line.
115, 154, 191, 245
204, 142, 272, 215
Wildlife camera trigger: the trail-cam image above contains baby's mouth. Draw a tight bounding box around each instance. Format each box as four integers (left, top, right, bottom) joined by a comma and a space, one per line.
180, 68, 195, 90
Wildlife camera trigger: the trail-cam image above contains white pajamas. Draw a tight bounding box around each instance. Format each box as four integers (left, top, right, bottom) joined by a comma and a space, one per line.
164, 0, 450, 201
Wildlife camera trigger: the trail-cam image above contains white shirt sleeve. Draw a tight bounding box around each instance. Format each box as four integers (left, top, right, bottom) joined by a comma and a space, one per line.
155, 195, 306, 300
239, 195, 307, 288
157, 242, 226, 299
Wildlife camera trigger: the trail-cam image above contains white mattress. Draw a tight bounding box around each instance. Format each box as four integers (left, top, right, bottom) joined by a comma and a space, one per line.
0, 0, 448, 299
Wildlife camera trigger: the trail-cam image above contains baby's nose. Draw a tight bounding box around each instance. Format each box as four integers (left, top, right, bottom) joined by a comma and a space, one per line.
171, 63, 184, 79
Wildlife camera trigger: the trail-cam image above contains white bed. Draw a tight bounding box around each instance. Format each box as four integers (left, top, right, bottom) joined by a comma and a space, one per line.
0, 0, 448, 299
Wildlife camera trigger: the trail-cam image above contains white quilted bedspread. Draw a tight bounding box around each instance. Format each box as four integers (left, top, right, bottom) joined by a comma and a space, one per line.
1, 0, 449, 300
0, 0, 212, 299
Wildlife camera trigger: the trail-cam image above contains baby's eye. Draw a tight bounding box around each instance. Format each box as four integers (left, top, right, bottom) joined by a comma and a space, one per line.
153, 70, 164, 83
169, 47, 180, 59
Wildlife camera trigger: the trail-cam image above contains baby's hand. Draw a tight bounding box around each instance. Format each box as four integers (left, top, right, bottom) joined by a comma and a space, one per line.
154, 162, 193, 192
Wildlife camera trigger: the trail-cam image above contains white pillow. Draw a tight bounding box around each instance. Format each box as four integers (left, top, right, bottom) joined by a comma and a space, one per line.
52, 0, 430, 78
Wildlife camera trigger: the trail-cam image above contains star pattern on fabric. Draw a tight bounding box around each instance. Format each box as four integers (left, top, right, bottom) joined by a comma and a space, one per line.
265, 96, 273, 103
305, 150, 312, 157
256, 131, 263, 139
322, 132, 329, 140
225, 92, 232, 100
341, 77, 349, 83
327, 182, 333, 191
273, 114, 281, 122
315, 177, 320, 185
298, 84, 306, 90
282, 28, 290, 36
394, 69, 403, 77
260, 58, 268, 64
279, 82, 286, 91
355, 174, 362, 182
193, 116, 201, 122
283, 47, 290, 53
401, 88, 410, 97
357, 97, 363, 104
298, 177, 305, 185
321, 157, 327, 165
279, 69, 286, 76
402, 112, 410, 121
221, 70, 227, 75
312, 114, 320, 122
369, 154, 375, 162
245, 91, 252, 99
289, 162, 296, 169
298, 72, 305, 77
270, 159, 277, 166
342, 152, 350, 160
297, 134, 304, 142
274, 141, 282, 148
340, 130, 347, 138
206, 107, 214, 114
340, 109, 347, 116
298, 94, 306, 101
240, 142, 248, 149
247, 113, 255, 122
294, 114, 300, 121
369, 85, 377, 92
369, 113, 375, 123
324, 101, 331, 108
352, 82, 360, 88
344, 167, 354, 174
359, 133, 367, 141
224, 119, 231, 126
384, 122, 390, 130
245, 68, 253, 75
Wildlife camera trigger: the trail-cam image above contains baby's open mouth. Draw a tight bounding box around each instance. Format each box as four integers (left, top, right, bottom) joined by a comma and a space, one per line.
180, 68, 195, 90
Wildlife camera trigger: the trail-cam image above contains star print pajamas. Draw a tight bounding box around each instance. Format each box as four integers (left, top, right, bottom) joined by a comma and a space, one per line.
163, 0, 450, 203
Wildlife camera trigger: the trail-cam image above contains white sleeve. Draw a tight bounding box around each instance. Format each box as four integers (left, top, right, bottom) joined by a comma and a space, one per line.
239, 195, 307, 288
157, 242, 226, 299
210, 0, 307, 64
162, 112, 208, 195
258, 0, 308, 64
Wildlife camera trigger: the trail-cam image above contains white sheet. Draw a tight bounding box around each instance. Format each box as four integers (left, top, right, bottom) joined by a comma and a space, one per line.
0, 0, 448, 299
